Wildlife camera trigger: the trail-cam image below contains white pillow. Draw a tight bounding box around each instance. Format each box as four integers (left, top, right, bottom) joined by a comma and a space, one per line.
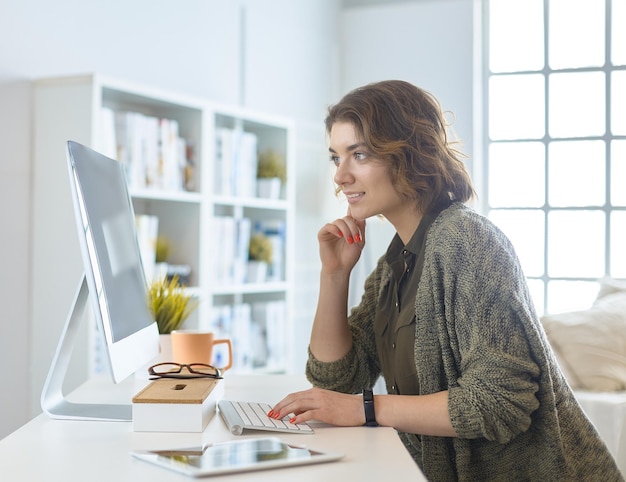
541, 289, 626, 392
596, 276, 626, 299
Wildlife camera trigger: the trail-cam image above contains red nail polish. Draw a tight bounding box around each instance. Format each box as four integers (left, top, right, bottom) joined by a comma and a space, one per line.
337, 230, 343, 237
354, 233, 361, 243
267, 410, 274, 418
289, 417, 296, 424
347, 235, 354, 244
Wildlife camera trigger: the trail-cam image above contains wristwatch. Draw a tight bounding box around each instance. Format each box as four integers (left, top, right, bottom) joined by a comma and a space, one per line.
363, 389, 378, 426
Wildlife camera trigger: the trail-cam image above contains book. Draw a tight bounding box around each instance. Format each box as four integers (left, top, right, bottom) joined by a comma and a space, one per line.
135, 214, 159, 282
132, 377, 225, 432
252, 300, 286, 369
215, 128, 258, 198
215, 127, 234, 196
234, 130, 258, 198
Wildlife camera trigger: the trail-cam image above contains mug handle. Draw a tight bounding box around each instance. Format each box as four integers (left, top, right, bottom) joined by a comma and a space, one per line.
212, 338, 233, 371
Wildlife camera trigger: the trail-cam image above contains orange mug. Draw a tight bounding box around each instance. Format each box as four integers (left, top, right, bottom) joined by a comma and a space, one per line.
170, 330, 233, 371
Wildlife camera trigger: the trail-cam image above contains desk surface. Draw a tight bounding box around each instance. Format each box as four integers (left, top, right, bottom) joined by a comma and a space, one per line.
0, 374, 425, 481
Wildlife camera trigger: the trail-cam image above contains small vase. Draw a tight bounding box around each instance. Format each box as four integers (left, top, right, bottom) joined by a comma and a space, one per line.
247, 260, 268, 283
257, 177, 281, 199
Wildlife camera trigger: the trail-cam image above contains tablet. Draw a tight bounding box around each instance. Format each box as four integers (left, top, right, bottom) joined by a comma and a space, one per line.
131, 437, 344, 477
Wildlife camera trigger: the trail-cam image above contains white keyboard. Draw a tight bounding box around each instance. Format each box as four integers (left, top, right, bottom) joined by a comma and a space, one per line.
218, 400, 314, 436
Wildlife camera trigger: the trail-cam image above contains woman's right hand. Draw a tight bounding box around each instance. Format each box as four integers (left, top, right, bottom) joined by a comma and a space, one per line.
318, 208, 366, 274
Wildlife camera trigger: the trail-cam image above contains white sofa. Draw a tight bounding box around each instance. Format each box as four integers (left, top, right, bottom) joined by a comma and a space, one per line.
541, 278, 626, 475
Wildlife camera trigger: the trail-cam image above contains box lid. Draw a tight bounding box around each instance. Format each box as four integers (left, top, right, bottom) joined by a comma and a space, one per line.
132, 378, 221, 404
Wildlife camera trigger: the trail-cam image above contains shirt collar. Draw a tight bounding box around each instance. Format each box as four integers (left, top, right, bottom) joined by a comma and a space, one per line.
384, 200, 453, 263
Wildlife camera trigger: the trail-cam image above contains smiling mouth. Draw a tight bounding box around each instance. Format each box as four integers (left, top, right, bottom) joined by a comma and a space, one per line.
345, 192, 364, 200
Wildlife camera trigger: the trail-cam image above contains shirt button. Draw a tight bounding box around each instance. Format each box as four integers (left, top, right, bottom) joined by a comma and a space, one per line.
392, 343, 396, 349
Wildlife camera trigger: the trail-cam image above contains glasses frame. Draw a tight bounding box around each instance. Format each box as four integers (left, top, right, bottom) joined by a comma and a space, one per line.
148, 362, 223, 380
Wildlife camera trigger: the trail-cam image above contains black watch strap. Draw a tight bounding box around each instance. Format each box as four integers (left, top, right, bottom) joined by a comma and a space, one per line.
363, 389, 378, 426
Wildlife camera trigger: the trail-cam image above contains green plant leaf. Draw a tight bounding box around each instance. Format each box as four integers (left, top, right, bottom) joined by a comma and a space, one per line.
147, 275, 198, 334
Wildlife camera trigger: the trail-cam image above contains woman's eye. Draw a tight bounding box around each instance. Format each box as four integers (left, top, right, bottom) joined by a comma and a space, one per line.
354, 152, 366, 161
329, 155, 340, 166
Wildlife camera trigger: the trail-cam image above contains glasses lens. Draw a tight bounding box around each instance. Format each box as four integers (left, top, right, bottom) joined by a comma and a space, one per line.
150, 363, 181, 375
188, 364, 219, 376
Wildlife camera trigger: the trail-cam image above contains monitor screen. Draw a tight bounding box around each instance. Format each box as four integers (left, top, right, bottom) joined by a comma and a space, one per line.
69, 141, 155, 346
41, 141, 159, 421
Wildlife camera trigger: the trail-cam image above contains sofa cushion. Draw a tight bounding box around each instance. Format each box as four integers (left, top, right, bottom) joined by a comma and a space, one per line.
541, 285, 626, 392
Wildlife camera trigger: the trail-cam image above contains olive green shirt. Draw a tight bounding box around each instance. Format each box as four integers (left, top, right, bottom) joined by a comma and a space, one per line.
375, 208, 442, 397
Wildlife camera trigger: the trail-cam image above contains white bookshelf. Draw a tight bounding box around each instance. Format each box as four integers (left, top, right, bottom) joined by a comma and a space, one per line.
32, 74, 295, 377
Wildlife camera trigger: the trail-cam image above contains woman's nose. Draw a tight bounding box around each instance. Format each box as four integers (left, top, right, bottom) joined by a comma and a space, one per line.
333, 159, 352, 185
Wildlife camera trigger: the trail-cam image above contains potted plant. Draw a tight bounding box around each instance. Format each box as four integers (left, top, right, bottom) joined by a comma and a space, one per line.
247, 234, 273, 282
256, 149, 286, 199
148, 274, 197, 333
148, 274, 198, 360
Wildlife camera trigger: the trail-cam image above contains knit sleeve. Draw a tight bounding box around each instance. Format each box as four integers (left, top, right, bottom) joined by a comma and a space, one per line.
305, 257, 387, 394
428, 210, 541, 444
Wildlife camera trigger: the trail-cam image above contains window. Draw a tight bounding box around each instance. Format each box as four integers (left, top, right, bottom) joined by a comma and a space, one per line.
483, 0, 626, 315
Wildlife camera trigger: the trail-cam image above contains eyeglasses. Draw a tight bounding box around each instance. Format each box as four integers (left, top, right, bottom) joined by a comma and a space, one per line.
148, 362, 223, 380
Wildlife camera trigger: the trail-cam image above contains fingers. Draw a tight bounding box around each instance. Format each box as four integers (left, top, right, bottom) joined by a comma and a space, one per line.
268, 389, 316, 422
346, 207, 366, 243
324, 215, 364, 246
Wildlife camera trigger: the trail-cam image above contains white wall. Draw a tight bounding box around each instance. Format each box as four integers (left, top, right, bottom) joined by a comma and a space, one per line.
0, 0, 477, 439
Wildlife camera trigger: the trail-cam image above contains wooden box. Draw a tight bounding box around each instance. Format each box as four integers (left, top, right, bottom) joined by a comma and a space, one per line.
132, 378, 224, 432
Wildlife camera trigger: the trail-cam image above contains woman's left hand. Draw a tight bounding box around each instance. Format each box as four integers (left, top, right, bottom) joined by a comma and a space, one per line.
268, 387, 365, 426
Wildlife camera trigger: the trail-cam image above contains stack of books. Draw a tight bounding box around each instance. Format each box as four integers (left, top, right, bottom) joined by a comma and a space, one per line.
101, 107, 195, 192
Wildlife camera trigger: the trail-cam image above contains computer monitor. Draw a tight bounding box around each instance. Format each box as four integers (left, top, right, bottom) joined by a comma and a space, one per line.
41, 141, 160, 421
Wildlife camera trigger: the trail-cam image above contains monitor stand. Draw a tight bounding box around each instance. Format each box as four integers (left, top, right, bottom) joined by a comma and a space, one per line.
40, 275, 132, 421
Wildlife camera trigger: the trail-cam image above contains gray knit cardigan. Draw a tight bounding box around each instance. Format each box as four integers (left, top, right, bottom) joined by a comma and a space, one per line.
306, 203, 623, 481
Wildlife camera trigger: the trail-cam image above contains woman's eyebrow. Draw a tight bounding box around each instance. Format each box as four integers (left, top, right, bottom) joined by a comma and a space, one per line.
328, 143, 365, 154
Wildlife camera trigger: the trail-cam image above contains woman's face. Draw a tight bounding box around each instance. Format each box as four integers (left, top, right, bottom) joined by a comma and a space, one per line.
329, 122, 411, 228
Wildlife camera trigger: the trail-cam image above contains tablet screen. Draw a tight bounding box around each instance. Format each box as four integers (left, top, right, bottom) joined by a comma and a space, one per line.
132, 437, 343, 476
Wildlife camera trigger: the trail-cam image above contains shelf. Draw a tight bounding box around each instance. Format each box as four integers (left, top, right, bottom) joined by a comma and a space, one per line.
130, 188, 203, 204
211, 281, 288, 296
212, 194, 288, 210
32, 73, 295, 376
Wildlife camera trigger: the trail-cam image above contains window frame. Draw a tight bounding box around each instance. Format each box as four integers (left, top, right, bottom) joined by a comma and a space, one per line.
480, 0, 626, 315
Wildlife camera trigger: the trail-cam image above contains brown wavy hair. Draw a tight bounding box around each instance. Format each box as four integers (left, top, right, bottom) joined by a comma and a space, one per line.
325, 80, 476, 214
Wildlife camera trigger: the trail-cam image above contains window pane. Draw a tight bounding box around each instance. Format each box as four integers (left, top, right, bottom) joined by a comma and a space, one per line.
489, 209, 545, 277
611, 211, 626, 277
548, 140, 605, 207
489, 142, 545, 207
547, 280, 600, 314
612, 71, 626, 135
489, 0, 544, 72
613, 0, 626, 66
549, 72, 606, 138
490, 74, 545, 140
547, 210, 605, 278
526, 278, 545, 316
612, 140, 626, 206
549, 0, 605, 69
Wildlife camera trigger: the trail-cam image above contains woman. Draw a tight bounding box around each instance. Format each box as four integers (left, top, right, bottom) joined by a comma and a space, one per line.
269, 80, 623, 481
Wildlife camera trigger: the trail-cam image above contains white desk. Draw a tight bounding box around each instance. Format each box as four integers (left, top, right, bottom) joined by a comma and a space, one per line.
0, 374, 425, 481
